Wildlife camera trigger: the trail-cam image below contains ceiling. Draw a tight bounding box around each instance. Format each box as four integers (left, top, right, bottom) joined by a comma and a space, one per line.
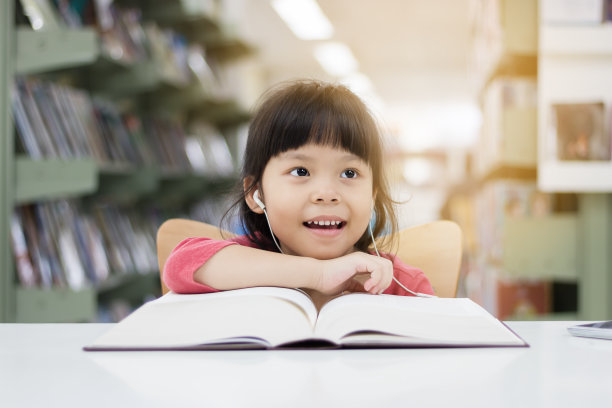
235, 0, 474, 105
230, 0, 479, 152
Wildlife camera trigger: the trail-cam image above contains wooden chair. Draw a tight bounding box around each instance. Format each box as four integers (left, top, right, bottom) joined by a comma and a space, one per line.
157, 219, 462, 297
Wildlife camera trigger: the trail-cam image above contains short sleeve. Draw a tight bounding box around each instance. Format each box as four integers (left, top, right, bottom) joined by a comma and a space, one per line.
163, 236, 255, 294
383, 255, 435, 297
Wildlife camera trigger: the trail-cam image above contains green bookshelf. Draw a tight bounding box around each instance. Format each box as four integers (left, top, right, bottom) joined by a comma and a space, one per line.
15, 287, 96, 323
96, 166, 160, 200
92, 60, 189, 98
16, 28, 98, 75
1, 0, 253, 323
15, 157, 98, 204
1, 0, 15, 322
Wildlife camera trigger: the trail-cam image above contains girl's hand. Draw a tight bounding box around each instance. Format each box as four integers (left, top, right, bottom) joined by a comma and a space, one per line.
315, 252, 394, 295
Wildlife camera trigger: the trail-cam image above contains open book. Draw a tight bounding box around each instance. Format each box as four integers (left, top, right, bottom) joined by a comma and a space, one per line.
84, 287, 527, 350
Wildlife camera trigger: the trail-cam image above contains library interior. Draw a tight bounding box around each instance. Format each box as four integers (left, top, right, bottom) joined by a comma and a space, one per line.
2, 2, 612, 406
1, 0, 611, 326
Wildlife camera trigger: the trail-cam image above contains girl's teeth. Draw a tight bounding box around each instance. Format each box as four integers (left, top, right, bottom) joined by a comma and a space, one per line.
307, 220, 341, 226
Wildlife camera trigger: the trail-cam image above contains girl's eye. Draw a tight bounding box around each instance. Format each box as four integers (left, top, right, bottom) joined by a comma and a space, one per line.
341, 169, 358, 179
290, 167, 309, 177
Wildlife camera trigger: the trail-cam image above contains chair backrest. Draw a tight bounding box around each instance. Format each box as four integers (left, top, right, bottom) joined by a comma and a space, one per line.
157, 219, 462, 297
388, 220, 462, 298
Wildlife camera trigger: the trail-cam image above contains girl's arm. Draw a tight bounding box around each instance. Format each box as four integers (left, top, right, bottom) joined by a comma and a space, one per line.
195, 244, 393, 295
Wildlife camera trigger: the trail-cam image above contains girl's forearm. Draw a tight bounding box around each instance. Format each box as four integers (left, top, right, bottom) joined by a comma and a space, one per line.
193, 244, 320, 290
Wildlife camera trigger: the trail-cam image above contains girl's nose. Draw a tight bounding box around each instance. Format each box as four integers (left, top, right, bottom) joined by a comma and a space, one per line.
312, 185, 340, 203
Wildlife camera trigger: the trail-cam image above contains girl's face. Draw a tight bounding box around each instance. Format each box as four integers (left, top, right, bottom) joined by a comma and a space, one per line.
252, 143, 374, 259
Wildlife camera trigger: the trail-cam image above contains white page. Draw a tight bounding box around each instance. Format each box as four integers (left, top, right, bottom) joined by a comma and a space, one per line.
315, 294, 524, 346
156, 287, 318, 327
90, 291, 315, 349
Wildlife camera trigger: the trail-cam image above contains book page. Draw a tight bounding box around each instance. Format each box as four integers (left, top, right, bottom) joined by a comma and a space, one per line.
89, 288, 317, 349
314, 294, 525, 346
157, 287, 318, 327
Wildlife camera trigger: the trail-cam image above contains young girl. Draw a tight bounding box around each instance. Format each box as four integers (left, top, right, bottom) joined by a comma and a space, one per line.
163, 80, 434, 305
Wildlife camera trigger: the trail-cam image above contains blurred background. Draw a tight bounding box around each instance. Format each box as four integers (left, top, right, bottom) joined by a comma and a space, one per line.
1, 0, 611, 323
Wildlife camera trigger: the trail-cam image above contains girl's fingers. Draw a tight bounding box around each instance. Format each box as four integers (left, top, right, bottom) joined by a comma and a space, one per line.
364, 268, 383, 294
367, 260, 393, 294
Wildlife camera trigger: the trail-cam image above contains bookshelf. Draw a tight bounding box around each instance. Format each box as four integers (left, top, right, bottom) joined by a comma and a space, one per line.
537, 0, 612, 320
450, 0, 612, 320
0, 1, 15, 322
0, 0, 253, 322
16, 27, 98, 75
15, 157, 98, 203
538, 24, 612, 192
447, 0, 585, 321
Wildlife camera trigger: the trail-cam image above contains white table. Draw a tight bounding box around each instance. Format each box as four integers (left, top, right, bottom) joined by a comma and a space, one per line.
1, 322, 611, 408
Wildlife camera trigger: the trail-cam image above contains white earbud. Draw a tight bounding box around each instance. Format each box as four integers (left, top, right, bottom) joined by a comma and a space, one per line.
253, 189, 266, 210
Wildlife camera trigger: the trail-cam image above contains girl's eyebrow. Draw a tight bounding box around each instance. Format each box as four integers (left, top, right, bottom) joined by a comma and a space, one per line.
280, 152, 310, 160
280, 151, 363, 162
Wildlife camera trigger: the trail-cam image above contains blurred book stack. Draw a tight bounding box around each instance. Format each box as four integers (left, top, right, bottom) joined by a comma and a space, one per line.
10, 200, 159, 291
12, 76, 236, 176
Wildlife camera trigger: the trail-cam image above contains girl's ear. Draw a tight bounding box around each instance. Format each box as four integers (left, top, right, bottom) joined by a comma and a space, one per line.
243, 177, 264, 214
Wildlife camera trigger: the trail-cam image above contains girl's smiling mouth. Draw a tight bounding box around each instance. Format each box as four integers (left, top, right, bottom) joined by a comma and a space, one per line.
303, 219, 347, 230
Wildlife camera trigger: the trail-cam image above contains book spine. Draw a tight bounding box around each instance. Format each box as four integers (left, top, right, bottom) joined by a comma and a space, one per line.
10, 81, 43, 158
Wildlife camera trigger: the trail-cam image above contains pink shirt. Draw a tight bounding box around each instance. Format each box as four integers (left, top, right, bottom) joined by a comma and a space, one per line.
163, 235, 434, 297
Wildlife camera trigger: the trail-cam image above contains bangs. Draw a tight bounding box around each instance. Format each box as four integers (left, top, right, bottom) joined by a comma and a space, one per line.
260, 83, 379, 165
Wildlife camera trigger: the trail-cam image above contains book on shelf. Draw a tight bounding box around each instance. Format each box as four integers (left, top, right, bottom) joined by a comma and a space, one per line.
188, 44, 221, 96
18, 205, 54, 288
9, 212, 37, 287
185, 121, 235, 176
18, 0, 63, 30
143, 117, 191, 173
10, 201, 159, 290
11, 76, 206, 170
550, 102, 610, 161
11, 81, 42, 158
96, 4, 150, 64
84, 287, 528, 351
496, 279, 551, 321
14, 78, 59, 158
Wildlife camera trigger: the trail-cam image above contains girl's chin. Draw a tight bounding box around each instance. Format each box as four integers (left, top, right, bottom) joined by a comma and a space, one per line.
288, 246, 356, 260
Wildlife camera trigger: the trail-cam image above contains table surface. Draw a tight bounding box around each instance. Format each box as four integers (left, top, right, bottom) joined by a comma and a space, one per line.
1, 321, 611, 408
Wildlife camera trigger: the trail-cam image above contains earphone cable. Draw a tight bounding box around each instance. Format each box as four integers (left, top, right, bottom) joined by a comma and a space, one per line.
262, 207, 284, 253
368, 222, 436, 298
261, 203, 435, 297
